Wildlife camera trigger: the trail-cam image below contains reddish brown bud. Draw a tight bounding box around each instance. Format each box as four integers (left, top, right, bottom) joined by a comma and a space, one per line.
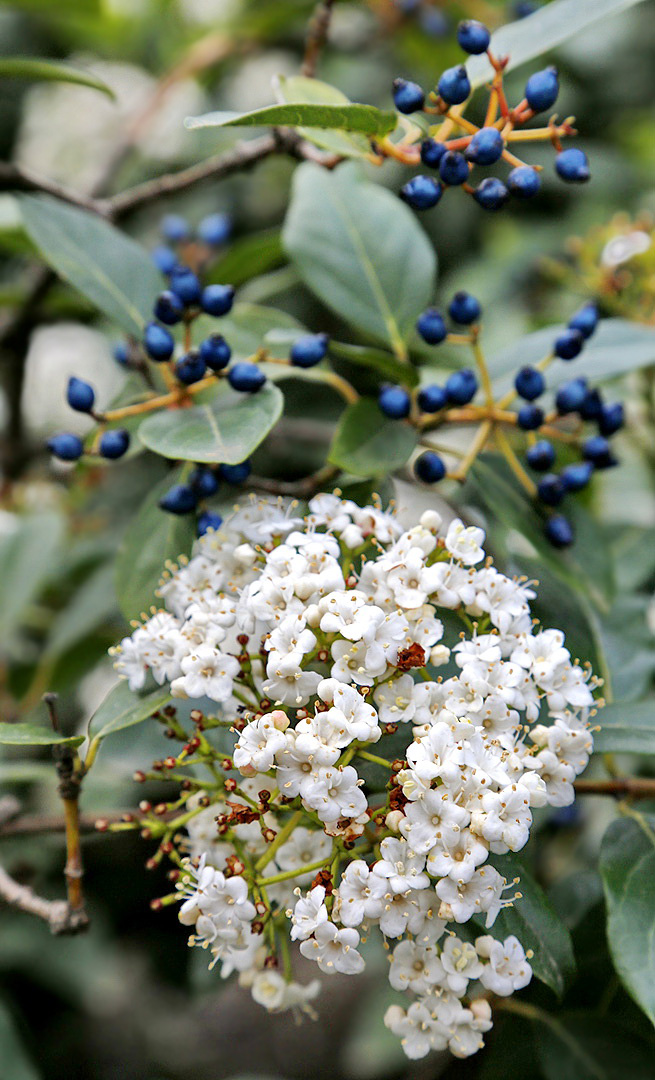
150, 898, 163, 911
222, 758, 233, 770
224, 777, 237, 793
190, 709, 204, 725
145, 856, 158, 869
164, 756, 177, 769
384, 723, 398, 735
264, 954, 278, 968
164, 727, 177, 739
263, 828, 277, 844
163, 705, 176, 718
255, 901, 268, 917
252, 921, 265, 935
133, 770, 147, 783
167, 869, 180, 882
258, 789, 271, 803
198, 795, 211, 808
154, 803, 168, 816
139, 800, 153, 813
259, 698, 271, 710
237, 634, 250, 646
95, 818, 109, 832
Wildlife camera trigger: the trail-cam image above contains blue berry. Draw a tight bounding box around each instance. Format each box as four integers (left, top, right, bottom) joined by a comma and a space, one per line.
392, 78, 425, 114
169, 266, 202, 306
438, 65, 471, 105
508, 166, 541, 199
144, 322, 175, 362
190, 465, 220, 497
152, 245, 178, 275
47, 433, 83, 461
561, 461, 593, 492
439, 151, 470, 186
154, 290, 184, 325
228, 362, 266, 393
466, 127, 504, 165
159, 483, 198, 515
545, 514, 574, 548
415, 451, 446, 483
197, 213, 231, 247
473, 177, 509, 211
448, 291, 481, 325
554, 328, 584, 361
417, 384, 448, 413
290, 333, 329, 368
598, 402, 624, 436
568, 301, 599, 339
420, 139, 447, 169
517, 403, 544, 430
556, 377, 588, 414
446, 368, 478, 405
514, 366, 545, 401
197, 511, 223, 536
161, 214, 190, 243
199, 334, 232, 371
524, 66, 559, 112
379, 385, 411, 419
175, 351, 207, 385
113, 342, 130, 366
583, 435, 616, 469
580, 388, 603, 421
416, 308, 447, 344
201, 284, 235, 317
537, 473, 565, 506
400, 175, 443, 210
66, 376, 95, 413
219, 461, 252, 484
456, 19, 491, 54
556, 148, 590, 183
99, 428, 130, 460
526, 440, 555, 471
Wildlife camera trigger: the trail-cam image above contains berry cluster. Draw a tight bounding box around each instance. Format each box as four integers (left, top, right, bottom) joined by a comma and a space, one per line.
386, 19, 588, 213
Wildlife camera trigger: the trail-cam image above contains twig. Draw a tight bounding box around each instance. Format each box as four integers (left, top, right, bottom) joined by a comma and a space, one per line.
574, 777, 655, 798
302, 0, 336, 78
0, 162, 102, 213
0, 812, 126, 838
0, 865, 72, 932
44, 693, 89, 931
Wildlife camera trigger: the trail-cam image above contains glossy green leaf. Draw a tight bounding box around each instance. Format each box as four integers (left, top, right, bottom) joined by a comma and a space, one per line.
137, 382, 284, 465
0, 58, 114, 96
534, 1012, 655, 1080
88, 681, 172, 741
329, 399, 417, 478
0, 723, 84, 747
275, 75, 375, 159
185, 102, 396, 138
601, 813, 655, 1026
0, 513, 65, 654
19, 195, 162, 336
594, 699, 655, 754
283, 162, 436, 355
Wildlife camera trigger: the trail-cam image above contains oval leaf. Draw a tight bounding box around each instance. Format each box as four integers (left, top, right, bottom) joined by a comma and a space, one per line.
594, 700, 655, 755
185, 102, 396, 138
275, 75, 375, 160
0, 723, 84, 747
329, 399, 417, 478
534, 1012, 655, 1080
193, 302, 303, 360
0, 512, 65, 655
0, 58, 115, 97
88, 681, 172, 741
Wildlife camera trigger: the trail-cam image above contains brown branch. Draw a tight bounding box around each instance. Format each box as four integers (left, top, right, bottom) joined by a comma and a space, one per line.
574, 777, 655, 798
0, 162, 103, 214
0, 864, 74, 932
0, 812, 127, 838
302, 0, 336, 78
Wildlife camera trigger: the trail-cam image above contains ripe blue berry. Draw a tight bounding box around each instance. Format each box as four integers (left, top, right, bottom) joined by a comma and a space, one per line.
448, 291, 481, 325
580, 388, 603, 421
416, 308, 447, 344
517, 403, 544, 430
583, 435, 616, 469
526, 440, 555, 471
466, 127, 504, 165
508, 166, 541, 199
545, 514, 574, 548
439, 151, 470, 186
197, 511, 223, 536
392, 78, 425, 114
417, 384, 448, 413
554, 328, 584, 361
161, 214, 190, 243
66, 376, 95, 413
561, 461, 593, 492
524, 66, 559, 112
555, 148, 590, 183
514, 366, 545, 401
537, 473, 565, 506
151, 245, 178, 275
144, 321, 175, 362
399, 175, 443, 210
598, 402, 624, 436
415, 450, 446, 483
199, 334, 231, 371
159, 483, 197, 515
473, 178, 509, 211
420, 139, 447, 168
169, 266, 202, 306
99, 428, 130, 459
379, 385, 411, 419
446, 368, 478, 405
456, 19, 491, 55
568, 301, 599, 339
228, 362, 266, 393
47, 433, 83, 461
154, 290, 184, 325
219, 461, 252, 484
113, 342, 130, 366
190, 465, 220, 498
556, 377, 588, 414
290, 333, 329, 368
201, 284, 235, 317
175, 351, 207, 385
438, 65, 471, 105
197, 213, 231, 247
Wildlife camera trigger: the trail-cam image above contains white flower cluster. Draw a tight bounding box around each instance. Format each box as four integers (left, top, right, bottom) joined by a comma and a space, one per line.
112, 494, 597, 1061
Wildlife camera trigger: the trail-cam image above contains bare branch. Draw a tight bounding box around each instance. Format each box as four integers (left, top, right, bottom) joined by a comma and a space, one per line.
0, 864, 73, 930
0, 812, 127, 838
0, 162, 105, 214
302, 0, 337, 78
575, 777, 655, 798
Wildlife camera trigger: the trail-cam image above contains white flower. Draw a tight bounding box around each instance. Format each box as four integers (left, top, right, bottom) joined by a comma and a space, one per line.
440, 936, 484, 995
170, 646, 239, 701
299, 922, 365, 974
444, 520, 486, 565
477, 934, 532, 995
335, 860, 387, 927
302, 764, 367, 825
373, 838, 430, 894
436, 865, 508, 927
233, 713, 289, 775
290, 885, 328, 942
388, 939, 445, 994
384, 1001, 448, 1059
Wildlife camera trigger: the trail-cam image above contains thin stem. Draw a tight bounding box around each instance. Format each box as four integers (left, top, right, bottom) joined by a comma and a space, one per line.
448, 419, 493, 483
495, 426, 537, 498
254, 810, 304, 873
256, 855, 332, 887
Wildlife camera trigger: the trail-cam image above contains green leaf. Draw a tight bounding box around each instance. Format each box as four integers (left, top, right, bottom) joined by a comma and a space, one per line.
18, 195, 162, 336
601, 813, 655, 1026
0, 762, 56, 785
138, 382, 284, 465
283, 162, 436, 356
329, 399, 417, 478
328, 341, 420, 388
275, 75, 376, 159
534, 1012, 655, 1080
185, 102, 396, 139
88, 681, 172, 741
0, 58, 114, 97
115, 470, 196, 621
594, 700, 655, 755
209, 229, 285, 288
0, 723, 84, 747
0, 1000, 41, 1080
45, 563, 119, 660
0, 513, 65, 654
467, 0, 649, 88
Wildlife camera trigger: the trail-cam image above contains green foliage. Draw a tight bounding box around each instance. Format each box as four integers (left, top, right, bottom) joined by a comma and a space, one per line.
275, 75, 379, 159
185, 103, 396, 139
328, 399, 417, 477
595, 700, 655, 753
87, 680, 171, 742
0, 723, 84, 747
0, 58, 114, 96
0, 513, 65, 658
533, 1012, 655, 1080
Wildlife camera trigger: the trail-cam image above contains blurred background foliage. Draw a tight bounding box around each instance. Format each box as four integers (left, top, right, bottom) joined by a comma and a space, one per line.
1, 0, 655, 1078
